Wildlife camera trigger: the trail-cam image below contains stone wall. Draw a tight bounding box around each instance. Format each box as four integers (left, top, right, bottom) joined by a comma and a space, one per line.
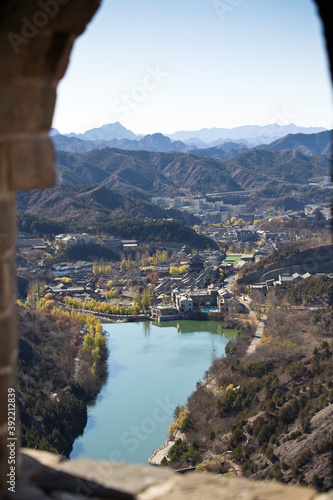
5, 448, 333, 499
0, 0, 332, 497
0, 0, 101, 490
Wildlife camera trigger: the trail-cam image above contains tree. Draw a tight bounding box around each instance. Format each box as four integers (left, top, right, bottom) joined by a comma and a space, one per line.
168, 439, 188, 462
42, 252, 53, 266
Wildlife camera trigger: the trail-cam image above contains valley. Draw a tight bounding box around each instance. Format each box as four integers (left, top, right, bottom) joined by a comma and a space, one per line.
15, 123, 332, 492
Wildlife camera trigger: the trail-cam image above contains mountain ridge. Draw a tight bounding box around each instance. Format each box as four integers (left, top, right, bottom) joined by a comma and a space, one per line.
261, 130, 332, 158
51, 127, 332, 160
167, 123, 327, 145
54, 122, 328, 149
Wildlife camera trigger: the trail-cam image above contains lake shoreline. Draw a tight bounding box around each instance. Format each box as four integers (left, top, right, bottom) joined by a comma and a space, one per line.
70, 321, 238, 465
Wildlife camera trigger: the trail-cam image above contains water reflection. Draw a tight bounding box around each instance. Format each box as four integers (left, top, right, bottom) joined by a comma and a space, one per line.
143, 321, 151, 336
70, 321, 238, 464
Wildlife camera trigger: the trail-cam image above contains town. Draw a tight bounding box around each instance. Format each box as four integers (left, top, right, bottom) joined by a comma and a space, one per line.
16, 199, 332, 322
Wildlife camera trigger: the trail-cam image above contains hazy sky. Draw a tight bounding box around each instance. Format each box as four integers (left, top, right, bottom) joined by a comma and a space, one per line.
52, 0, 333, 135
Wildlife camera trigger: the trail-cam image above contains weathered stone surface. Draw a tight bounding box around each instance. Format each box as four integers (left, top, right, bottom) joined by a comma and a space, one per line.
0, 196, 16, 255
138, 474, 319, 500
34, 458, 173, 497
0, 143, 9, 194
0, 371, 16, 491
43, 32, 75, 80
0, 370, 16, 427
275, 404, 333, 466
0, 1, 101, 34
0, 0, 103, 494
4, 451, 333, 500
0, 82, 56, 134
19, 448, 66, 482
3, 481, 50, 500
0, 313, 17, 376
50, 492, 103, 500
4, 33, 75, 80
0, 256, 16, 313
8, 136, 55, 191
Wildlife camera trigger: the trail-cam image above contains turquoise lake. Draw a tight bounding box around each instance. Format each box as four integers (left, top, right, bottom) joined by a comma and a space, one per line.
70, 320, 237, 465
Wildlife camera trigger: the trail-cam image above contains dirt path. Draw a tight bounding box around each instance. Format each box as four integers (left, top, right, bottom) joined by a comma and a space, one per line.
149, 431, 185, 465
247, 315, 266, 354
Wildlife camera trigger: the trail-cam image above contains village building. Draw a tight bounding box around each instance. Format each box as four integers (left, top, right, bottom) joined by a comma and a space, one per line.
150, 304, 180, 322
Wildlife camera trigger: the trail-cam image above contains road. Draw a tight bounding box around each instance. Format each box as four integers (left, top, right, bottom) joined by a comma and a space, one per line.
247, 316, 266, 354
223, 274, 265, 355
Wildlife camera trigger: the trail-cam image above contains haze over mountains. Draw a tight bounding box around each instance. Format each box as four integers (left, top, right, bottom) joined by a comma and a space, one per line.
261, 130, 333, 158
18, 125, 332, 225
167, 123, 326, 145
51, 122, 328, 153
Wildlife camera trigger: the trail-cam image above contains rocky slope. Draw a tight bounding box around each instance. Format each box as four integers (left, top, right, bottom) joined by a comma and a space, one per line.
163, 279, 333, 492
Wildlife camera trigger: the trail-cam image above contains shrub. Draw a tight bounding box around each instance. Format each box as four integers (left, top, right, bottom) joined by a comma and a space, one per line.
168, 439, 188, 462
241, 459, 258, 477
208, 429, 216, 440
232, 446, 245, 462
257, 420, 277, 445
265, 445, 278, 463
180, 415, 192, 433
279, 403, 298, 425
294, 449, 312, 468
243, 362, 267, 378
225, 340, 236, 356
285, 361, 307, 379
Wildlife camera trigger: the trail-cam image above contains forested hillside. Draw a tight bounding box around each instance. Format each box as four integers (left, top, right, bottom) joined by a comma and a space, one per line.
164, 284, 333, 492
18, 305, 108, 456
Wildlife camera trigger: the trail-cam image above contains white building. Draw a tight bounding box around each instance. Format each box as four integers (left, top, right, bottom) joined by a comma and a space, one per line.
174, 294, 194, 313
55, 233, 96, 247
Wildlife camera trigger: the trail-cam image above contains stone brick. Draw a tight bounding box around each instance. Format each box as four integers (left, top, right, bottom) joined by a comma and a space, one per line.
42, 32, 75, 80
0, 31, 73, 81
138, 474, 319, 500
4, 482, 49, 500
0, 314, 17, 378
18, 449, 66, 483
0, 1, 101, 34
0, 196, 16, 254
0, 256, 16, 314
8, 136, 55, 191
0, 82, 56, 135
34, 458, 172, 497
22, 35, 55, 77
0, 369, 16, 432
9, 451, 333, 500
0, 142, 9, 195
0, 427, 8, 490
0, 33, 25, 78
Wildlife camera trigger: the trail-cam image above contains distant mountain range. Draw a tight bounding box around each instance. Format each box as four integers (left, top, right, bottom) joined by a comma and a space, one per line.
167, 123, 327, 145
51, 122, 329, 151
55, 148, 240, 195
261, 130, 332, 158
17, 124, 331, 226
66, 122, 137, 141
51, 132, 195, 154
17, 134, 331, 225
51, 126, 332, 166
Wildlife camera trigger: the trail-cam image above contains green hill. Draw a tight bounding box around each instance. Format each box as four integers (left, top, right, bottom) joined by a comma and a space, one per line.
223, 149, 331, 189
16, 184, 197, 225
56, 148, 241, 195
